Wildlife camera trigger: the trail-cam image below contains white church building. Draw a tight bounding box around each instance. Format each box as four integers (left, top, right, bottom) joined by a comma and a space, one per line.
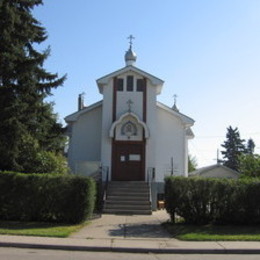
65, 40, 195, 212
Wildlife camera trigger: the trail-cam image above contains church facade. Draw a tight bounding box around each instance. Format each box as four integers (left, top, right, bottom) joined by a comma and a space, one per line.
65, 42, 195, 208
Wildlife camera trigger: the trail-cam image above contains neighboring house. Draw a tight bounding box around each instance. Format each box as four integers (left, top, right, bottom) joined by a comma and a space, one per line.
189, 164, 239, 179
65, 42, 195, 211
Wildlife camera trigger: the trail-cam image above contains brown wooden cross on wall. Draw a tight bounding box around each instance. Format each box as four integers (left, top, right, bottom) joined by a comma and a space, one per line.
127, 99, 133, 112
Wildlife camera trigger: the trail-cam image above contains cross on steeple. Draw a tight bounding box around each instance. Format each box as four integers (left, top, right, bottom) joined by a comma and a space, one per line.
214, 149, 223, 164
173, 94, 178, 106
127, 35, 135, 48
172, 94, 179, 112
127, 99, 133, 112
125, 35, 137, 66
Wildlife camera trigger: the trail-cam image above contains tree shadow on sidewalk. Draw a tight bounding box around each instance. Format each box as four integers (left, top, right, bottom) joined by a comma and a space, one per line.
109, 223, 171, 238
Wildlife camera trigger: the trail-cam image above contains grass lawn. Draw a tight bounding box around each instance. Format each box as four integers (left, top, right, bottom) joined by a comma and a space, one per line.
163, 222, 260, 241
0, 221, 87, 238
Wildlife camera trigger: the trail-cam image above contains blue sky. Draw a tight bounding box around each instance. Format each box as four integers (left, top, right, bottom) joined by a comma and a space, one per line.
33, 0, 260, 166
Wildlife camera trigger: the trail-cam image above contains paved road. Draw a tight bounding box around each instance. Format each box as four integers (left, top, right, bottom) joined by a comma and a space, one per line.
1, 248, 260, 260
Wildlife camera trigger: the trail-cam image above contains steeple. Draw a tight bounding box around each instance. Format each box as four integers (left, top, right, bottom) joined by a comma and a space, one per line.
78, 92, 85, 111
125, 35, 137, 66
172, 94, 179, 112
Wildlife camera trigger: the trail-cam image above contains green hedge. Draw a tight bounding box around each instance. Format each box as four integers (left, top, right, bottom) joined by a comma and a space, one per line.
165, 177, 260, 225
0, 172, 96, 224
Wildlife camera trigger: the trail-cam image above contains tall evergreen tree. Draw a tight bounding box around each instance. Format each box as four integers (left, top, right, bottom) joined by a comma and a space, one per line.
246, 138, 255, 155
0, 0, 66, 172
221, 126, 246, 171
188, 154, 197, 172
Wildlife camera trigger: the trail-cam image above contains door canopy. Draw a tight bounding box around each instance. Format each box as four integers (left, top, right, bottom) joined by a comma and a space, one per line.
109, 112, 149, 141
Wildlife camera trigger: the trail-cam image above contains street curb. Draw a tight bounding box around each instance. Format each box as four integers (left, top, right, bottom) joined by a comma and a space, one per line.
1, 242, 260, 254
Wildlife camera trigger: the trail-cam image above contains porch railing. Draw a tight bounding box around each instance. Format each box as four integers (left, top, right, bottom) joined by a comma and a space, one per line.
147, 167, 155, 205
100, 165, 109, 202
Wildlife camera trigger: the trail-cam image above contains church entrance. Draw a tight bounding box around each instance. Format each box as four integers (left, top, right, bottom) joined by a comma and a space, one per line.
112, 142, 145, 181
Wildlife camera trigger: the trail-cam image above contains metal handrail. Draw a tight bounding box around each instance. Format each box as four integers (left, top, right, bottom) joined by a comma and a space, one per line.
101, 166, 109, 202
147, 167, 155, 204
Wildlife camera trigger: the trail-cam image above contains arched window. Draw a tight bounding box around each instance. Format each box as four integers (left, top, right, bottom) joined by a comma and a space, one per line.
121, 121, 137, 138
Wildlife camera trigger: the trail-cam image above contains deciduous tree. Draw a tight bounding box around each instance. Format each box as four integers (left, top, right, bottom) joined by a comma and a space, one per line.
239, 154, 260, 178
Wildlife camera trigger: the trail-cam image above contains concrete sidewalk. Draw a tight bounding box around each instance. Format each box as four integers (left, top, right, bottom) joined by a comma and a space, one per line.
70, 210, 171, 240
1, 211, 260, 254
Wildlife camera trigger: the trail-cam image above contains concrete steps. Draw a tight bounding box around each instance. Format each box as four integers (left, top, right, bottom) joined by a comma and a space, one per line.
103, 181, 152, 215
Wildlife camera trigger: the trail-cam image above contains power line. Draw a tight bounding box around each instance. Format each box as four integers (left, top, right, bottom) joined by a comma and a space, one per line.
196, 132, 260, 139
195, 136, 224, 139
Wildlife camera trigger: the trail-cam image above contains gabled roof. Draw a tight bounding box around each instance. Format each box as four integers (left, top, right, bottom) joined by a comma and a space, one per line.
156, 101, 195, 127
64, 100, 102, 123
189, 164, 240, 178
96, 65, 164, 94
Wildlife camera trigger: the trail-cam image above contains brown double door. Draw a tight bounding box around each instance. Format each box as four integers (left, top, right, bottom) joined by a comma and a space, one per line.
112, 142, 145, 181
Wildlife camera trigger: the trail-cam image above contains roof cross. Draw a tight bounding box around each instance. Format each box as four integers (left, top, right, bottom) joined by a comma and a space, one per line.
172, 94, 179, 112
173, 94, 178, 106
127, 35, 135, 48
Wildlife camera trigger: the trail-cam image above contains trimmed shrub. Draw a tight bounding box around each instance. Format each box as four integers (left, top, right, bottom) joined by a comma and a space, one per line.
32, 151, 69, 175
165, 176, 260, 225
165, 177, 215, 224
15, 134, 69, 174
0, 172, 96, 224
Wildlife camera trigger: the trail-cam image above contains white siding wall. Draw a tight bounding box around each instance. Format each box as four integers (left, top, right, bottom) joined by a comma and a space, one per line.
145, 81, 157, 180
155, 106, 187, 182
67, 65, 193, 186
101, 79, 113, 181
100, 72, 148, 181
68, 105, 102, 173
100, 71, 161, 181
184, 135, 189, 176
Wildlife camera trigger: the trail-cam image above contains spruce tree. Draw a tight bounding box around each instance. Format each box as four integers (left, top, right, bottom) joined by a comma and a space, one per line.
188, 155, 197, 172
246, 138, 255, 155
221, 126, 246, 171
0, 0, 66, 172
